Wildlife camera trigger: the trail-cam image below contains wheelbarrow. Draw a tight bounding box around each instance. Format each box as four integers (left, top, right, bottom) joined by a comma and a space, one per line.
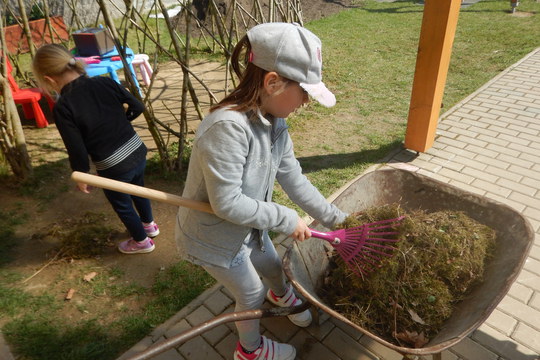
283, 168, 534, 359
74, 169, 533, 360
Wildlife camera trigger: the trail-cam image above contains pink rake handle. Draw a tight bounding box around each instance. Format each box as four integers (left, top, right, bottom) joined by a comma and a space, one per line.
309, 229, 345, 245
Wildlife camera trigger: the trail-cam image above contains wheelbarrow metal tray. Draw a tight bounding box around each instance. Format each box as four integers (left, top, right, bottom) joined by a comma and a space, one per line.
283, 168, 534, 356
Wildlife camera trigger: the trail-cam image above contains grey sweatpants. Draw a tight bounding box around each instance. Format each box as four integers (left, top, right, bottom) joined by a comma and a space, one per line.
203, 232, 288, 351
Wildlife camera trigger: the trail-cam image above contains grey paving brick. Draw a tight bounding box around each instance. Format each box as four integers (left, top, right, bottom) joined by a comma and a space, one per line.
508, 277, 534, 304
439, 350, 460, 360
438, 167, 475, 184
214, 332, 237, 360
508, 191, 540, 212
178, 335, 224, 359
484, 193, 526, 212
164, 319, 192, 339
305, 313, 335, 341
465, 143, 499, 158
260, 313, 300, 343
451, 110, 481, 122
448, 179, 487, 197
186, 305, 216, 327
450, 335, 498, 360
329, 318, 364, 341
497, 294, 540, 330
508, 107, 539, 118
441, 117, 471, 129
512, 322, 540, 354
322, 327, 378, 360
471, 178, 512, 197
204, 288, 234, 315
430, 156, 464, 172
496, 177, 537, 197
517, 151, 540, 166
498, 153, 534, 170
516, 268, 540, 293
508, 142, 540, 157
408, 158, 441, 173
487, 143, 521, 157
358, 336, 403, 360
484, 309, 518, 336
498, 132, 531, 146
479, 133, 510, 147
530, 244, 540, 261
289, 329, 341, 360
417, 169, 451, 184
437, 128, 459, 139
475, 154, 511, 170
473, 324, 539, 360
530, 292, 540, 311
202, 324, 231, 347
466, 123, 497, 136
153, 347, 186, 360
451, 126, 483, 139
487, 124, 520, 137
437, 136, 470, 149
524, 256, 540, 277
448, 154, 488, 171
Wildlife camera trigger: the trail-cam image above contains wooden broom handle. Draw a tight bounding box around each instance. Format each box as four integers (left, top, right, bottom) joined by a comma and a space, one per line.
71, 171, 214, 214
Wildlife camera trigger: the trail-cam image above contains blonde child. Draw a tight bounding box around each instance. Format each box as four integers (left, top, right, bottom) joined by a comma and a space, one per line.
175, 23, 346, 360
32, 44, 159, 254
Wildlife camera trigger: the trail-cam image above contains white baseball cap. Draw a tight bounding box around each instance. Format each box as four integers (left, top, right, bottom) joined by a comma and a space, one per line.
247, 22, 336, 108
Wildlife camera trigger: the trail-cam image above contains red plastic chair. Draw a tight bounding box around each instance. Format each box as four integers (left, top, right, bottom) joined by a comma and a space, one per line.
5, 57, 55, 128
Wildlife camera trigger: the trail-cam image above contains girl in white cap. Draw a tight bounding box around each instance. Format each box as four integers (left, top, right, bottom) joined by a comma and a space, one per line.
176, 22, 346, 360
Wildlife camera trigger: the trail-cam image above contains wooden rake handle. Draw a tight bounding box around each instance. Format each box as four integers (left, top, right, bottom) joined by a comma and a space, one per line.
71, 171, 214, 214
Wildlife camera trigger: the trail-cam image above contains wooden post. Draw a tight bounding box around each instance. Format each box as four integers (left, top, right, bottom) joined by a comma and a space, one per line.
404, 0, 461, 152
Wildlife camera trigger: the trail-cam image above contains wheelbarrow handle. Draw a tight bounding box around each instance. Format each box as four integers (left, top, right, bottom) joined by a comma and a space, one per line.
124, 302, 310, 360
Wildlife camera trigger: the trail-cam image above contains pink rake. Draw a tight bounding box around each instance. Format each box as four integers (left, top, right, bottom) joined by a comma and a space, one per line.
310, 216, 405, 277
71, 171, 404, 278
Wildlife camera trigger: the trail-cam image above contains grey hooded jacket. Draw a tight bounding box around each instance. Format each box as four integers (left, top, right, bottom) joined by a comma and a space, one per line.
175, 107, 347, 268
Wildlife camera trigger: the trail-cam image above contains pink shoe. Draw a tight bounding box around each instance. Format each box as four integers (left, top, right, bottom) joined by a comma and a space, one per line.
118, 237, 155, 254
233, 336, 295, 360
143, 221, 159, 237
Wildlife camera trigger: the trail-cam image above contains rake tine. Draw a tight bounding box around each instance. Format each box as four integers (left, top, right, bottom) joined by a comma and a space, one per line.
365, 230, 400, 236
363, 237, 400, 243
341, 250, 378, 266
342, 232, 399, 240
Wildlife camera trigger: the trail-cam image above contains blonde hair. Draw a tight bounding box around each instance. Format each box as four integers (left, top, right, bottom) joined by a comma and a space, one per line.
32, 44, 86, 94
212, 35, 290, 113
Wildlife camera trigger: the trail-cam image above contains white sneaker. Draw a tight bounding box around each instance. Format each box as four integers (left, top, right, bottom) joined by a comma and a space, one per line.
233, 336, 296, 360
267, 284, 312, 327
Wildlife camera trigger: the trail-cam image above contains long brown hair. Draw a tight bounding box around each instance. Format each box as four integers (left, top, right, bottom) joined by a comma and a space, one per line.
211, 35, 268, 113
32, 44, 86, 95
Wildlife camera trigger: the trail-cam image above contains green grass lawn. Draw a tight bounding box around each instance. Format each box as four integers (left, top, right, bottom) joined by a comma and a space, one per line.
1, 1, 540, 359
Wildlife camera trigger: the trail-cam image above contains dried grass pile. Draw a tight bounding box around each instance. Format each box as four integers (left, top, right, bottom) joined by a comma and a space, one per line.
318, 204, 496, 348
33, 212, 120, 259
